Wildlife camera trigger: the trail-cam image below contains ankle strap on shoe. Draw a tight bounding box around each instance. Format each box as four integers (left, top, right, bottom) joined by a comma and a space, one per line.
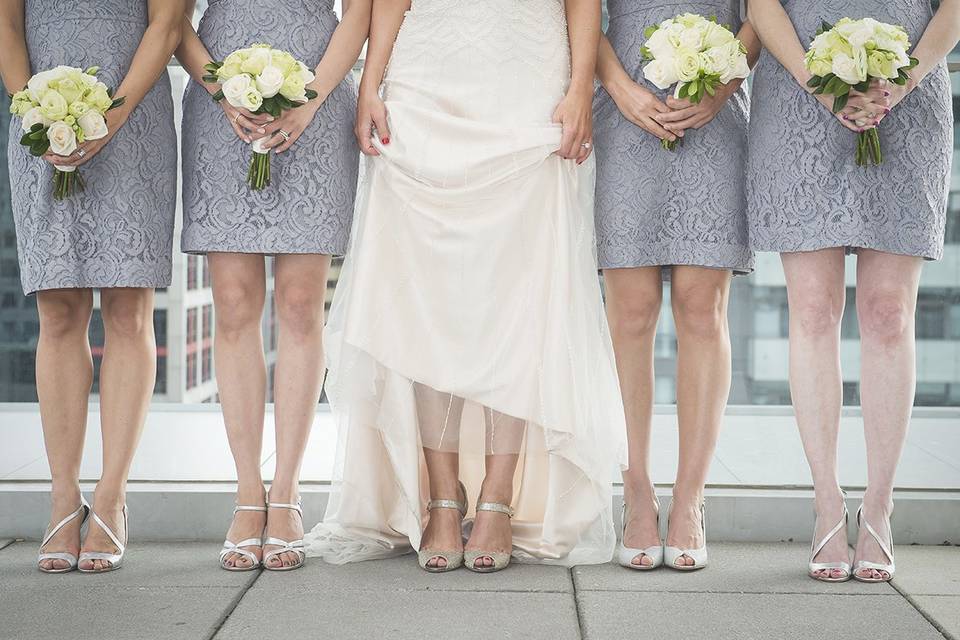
476, 502, 514, 518
234, 505, 267, 514
427, 498, 468, 516
267, 501, 303, 516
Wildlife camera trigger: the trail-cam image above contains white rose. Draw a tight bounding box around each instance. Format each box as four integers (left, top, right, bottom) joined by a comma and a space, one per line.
703, 22, 735, 49
21, 107, 51, 133
673, 49, 701, 83
239, 89, 263, 112
27, 69, 58, 102
642, 58, 678, 90
297, 61, 316, 85
77, 111, 108, 141
702, 47, 732, 77
255, 65, 284, 99
831, 51, 866, 85
721, 51, 751, 84
644, 28, 674, 59
678, 25, 704, 51
47, 121, 77, 157
221, 73, 253, 108
241, 47, 273, 76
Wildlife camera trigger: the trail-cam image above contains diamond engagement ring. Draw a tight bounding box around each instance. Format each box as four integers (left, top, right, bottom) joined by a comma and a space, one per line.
279, 130, 291, 141
234, 113, 242, 124
581, 141, 592, 149
76, 149, 86, 158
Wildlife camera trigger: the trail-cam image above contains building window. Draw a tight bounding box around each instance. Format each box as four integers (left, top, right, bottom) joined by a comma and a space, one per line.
186, 352, 197, 390
202, 346, 213, 383
202, 304, 213, 339
186, 308, 198, 346
187, 255, 198, 291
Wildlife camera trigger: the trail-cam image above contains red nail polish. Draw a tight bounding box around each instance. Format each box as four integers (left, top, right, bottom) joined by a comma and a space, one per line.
884, 91, 890, 97
382, 137, 390, 144
884, 108, 890, 114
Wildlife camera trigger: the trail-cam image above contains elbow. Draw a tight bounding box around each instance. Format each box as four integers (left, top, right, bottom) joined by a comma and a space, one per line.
149, 16, 184, 54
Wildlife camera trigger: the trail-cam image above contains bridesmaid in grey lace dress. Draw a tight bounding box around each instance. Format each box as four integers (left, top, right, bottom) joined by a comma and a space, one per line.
175, 0, 368, 573
747, 0, 956, 584
0, 0, 182, 573
593, 0, 760, 571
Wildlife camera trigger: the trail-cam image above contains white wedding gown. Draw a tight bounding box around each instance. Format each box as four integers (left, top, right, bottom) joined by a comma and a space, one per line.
305, 0, 628, 566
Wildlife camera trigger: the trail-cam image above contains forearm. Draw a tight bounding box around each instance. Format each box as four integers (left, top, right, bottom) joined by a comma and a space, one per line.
747, 0, 807, 82
911, 0, 960, 84
112, 7, 184, 120
310, 0, 372, 101
0, 1, 29, 94
358, 0, 408, 97
597, 34, 634, 98
176, 10, 219, 95
565, 0, 601, 94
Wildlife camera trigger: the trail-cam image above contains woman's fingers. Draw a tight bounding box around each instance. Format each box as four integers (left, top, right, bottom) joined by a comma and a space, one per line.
371, 108, 391, 146
273, 128, 302, 154
654, 105, 699, 124
641, 115, 677, 142
356, 117, 379, 156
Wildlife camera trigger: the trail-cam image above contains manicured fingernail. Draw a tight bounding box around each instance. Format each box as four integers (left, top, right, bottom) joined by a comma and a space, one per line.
382, 137, 390, 144
883, 91, 890, 97
858, 128, 865, 133
258, 128, 265, 133
884, 108, 890, 114
842, 115, 849, 120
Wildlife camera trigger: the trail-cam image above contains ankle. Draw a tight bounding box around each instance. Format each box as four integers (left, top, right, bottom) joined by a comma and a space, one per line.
49, 484, 82, 506
236, 482, 267, 505
478, 482, 513, 506
669, 486, 704, 510
860, 492, 893, 518
813, 485, 846, 513
92, 486, 126, 510
622, 477, 656, 505
267, 484, 300, 505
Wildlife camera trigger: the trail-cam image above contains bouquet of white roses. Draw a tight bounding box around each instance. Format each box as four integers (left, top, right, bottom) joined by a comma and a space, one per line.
641, 13, 750, 151
204, 43, 318, 190
9, 65, 125, 200
804, 18, 918, 167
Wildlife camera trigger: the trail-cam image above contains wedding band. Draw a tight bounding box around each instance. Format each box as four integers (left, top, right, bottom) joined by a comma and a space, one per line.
76, 149, 86, 158
234, 113, 242, 124
279, 129, 291, 141
581, 141, 592, 149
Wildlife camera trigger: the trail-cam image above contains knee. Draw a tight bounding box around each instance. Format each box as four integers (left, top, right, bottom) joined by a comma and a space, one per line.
789, 291, 845, 337
672, 288, 727, 340
100, 291, 153, 340
214, 283, 263, 336
37, 292, 92, 338
608, 297, 662, 340
275, 284, 324, 338
858, 289, 913, 344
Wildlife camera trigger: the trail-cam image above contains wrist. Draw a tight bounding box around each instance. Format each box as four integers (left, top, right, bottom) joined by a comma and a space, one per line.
605, 73, 636, 102
566, 78, 594, 100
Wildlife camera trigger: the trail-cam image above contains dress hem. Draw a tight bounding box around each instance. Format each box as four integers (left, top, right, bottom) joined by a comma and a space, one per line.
749, 241, 942, 262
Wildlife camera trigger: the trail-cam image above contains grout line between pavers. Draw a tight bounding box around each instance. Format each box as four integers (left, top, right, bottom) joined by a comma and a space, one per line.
0, 539, 16, 552
206, 568, 264, 640
571, 568, 586, 640
574, 588, 903, 596
889, 581, 955, 640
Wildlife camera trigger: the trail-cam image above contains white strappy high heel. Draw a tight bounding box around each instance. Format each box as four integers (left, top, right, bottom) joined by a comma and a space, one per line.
853, 504, 895, 583
808, 502, 851, 582
664, 500, 707, 571
78, 504, 128, 573
464, 499, 514, 573
219, 503, 268, 571
616, 499, 663, 570
37, 497, 90, 574
263, 499, 306, 571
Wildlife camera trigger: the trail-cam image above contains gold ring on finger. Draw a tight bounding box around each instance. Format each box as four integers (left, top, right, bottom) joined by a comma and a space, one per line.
279, 129, 291, 141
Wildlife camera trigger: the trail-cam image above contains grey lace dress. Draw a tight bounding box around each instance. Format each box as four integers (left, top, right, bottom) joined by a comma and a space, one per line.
7, 0, 177, 295
747, 0, 952, 260
181, 0, 359, 256
593, 0, 754, 273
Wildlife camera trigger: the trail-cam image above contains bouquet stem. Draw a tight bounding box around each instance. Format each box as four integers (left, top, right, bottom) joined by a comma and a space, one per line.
855, 128, 883, 167
661, 137, 683, 152
53, 168, 84, 201
248, 151, 271, 191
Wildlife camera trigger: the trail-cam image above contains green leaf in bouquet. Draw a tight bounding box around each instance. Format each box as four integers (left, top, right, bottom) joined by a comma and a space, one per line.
854, 80, 870, 92
212, 89, 225, 102
832, 93, 848, 113
643, 24, 658, 39
29, 139, 48, 156
907, 56, 919, 70
84, 66, 100, 76
19, 132, 34, 146
304, 89, 318, 100
705, 81, 716, 97
204, 62, 223, 73
30, 122, 45, 133
806, 75, 823, 88
28, 129, 46, 141
202, 75, 220, 84
109, 97, 126, 111
818, 21, 833, 35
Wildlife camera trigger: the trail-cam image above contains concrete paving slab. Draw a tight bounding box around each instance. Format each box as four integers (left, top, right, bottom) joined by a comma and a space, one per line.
0, 585, 243, 640
909, 595, 960, 640
216, 589, 580, 640
891, 545, 960, 595
259, 555, 572, 593
0, 542, 257, 588
573, 544, 898, 595
0, 539, 13, 551
577, 591, 943, 640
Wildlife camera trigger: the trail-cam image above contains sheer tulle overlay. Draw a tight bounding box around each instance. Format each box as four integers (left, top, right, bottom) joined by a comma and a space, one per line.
305, 0, 627, 566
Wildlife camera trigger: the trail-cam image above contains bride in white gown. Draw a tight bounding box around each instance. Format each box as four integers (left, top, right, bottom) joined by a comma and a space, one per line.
305, 0, 627, 570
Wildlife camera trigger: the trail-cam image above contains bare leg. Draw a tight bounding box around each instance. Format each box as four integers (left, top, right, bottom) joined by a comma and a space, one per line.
35, 289, 94, 571
667, 266, 732, 567
782, 249, 849, 580
80, 288, 156, 571
853, 249, 923, 580
209, 253, 268, 569
465, 408, 525, 568
266, 254, 331, 568
416, 383, 465, 569
603, 267, 663, 566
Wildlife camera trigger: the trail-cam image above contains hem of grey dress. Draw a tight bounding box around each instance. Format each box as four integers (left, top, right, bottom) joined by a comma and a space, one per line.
751, 240, 942, 262
181, 244, 347, 258
598, 244, 755, 275
23, 278, 172, 297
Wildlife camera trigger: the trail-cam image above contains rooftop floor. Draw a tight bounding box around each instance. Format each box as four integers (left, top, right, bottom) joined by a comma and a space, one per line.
0, 540, 957, 640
